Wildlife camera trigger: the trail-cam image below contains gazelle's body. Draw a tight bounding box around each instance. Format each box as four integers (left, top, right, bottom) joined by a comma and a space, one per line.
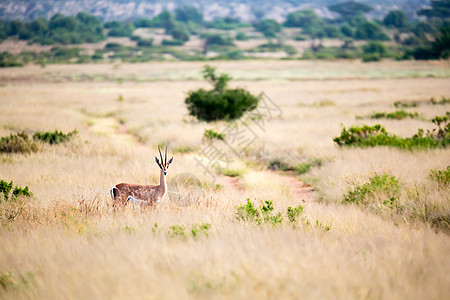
110, 146, 173, 207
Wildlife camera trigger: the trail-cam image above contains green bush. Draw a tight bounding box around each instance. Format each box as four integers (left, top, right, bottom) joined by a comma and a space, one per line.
137, 38, 153, 47
266, 158, 291, 171
394, 101, 419, 108
203, 33, 234, 46
161, 39, 185, 46
287, 205, 304, 222
0, 179, 33, 202
0, 132, 38, 153
294, 159, 323, 175
203, 129, 225, 140
430, 96, 450, 105
356, 21, 390, 41
254, 19, 282, 38
362, 53, 381, 62
168, 225, 186, 238
191, 223, 211, 238
343, 173, 400, 206
333, 115, 450, 149
235, 199, 282, 225
369, 110, 419, 120
33, 129, 78, 145
185, 65, 260, 122
0, 52, 24, 68
428, 166, 450, 189
170, 25, 190, 42
106, 22, 135, 37
235, 198, 260, 223
235, 31, 248, 41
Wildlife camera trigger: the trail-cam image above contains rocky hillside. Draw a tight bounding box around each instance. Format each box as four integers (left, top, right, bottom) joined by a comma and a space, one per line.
0, 0, 428, 22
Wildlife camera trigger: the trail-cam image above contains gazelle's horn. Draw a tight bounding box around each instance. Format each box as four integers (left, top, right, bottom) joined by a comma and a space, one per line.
165, 145, 168, 165
158, 145, 164, 165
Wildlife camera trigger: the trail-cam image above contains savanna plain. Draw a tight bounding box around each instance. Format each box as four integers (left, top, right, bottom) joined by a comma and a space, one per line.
0, 60, 449, 299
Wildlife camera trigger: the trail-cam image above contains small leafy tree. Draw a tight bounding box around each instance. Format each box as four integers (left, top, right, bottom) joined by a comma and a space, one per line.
328, 1, 373, 20
254, 19, 282, 38
383, 10, 409, 30
185, 66, 260, 122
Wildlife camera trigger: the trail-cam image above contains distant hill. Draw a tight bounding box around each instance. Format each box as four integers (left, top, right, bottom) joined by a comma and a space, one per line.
0, 0, 429, 22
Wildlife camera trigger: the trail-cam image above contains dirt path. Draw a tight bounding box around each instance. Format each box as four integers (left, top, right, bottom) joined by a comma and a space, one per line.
276, 170, 315, 202
219, 170, 314, 202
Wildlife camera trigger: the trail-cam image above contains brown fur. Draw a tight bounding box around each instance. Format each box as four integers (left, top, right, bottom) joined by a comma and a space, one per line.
110, 147, 173, 208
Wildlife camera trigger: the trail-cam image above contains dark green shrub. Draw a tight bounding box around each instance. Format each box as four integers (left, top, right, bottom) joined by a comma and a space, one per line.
356, 21, 390, 41
104, 43, 124, 51
0, 180, 13, 201
106, 22, 135, 37
333, 115, 450, 149
168, 225, 186, 238
33, 129, 78, 145
362, 53, 381, 62
0, 179, 33, 202
0, 132, 38, 153
191, 223, 211, 238
369, 110, 419, 120
161, 39, 185, 46
137, 38, 153, 47
175, 5, 203, 24
287, 205, 304, 222
266, 159, 291, 171
394, 101, 418, 108
203, 33, 234, 46
343, 173, 400, 205
333, 124, 388, 146
254, 19, 282, 38
0, 52, 24, 68
235, 198, 260, 223
203, 129, 225, 141
430, 96, 450, 105
235, 199, 282, 225
261, 200, 283, 225
428, 166, 450, 189
185, 65, 260, 122
383, 10, 409, 30
170, 25, 190, 42
235, 31, 248, 40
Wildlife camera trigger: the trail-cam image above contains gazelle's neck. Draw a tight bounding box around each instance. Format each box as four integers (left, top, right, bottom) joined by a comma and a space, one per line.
159, 169, 167, 190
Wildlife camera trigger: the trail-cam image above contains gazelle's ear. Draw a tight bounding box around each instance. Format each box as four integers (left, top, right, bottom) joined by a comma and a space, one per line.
168, 157, 173, 165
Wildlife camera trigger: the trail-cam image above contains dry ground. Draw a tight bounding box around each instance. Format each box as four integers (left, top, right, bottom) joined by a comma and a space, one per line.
0, 60, 449, 299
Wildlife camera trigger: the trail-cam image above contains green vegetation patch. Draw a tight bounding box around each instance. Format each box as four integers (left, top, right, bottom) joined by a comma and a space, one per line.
394, 101, 419, 108
0, 179, 33, 202
0, 129, 78, 153
369, 110, 419, 120
428, 166, 450, 189
0, 132, 38, 153
185, 65, 260, 122
203, 129, 225, 141
33, 129, 78, 145
430, 96, 450, 105
334, 114, 450, 149
343, 173, 400, 206
267, 157, 322, 175
235, 199, 331, 230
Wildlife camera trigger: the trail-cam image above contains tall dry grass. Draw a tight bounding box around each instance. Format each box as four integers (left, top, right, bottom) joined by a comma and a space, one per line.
0, 60, 449, 299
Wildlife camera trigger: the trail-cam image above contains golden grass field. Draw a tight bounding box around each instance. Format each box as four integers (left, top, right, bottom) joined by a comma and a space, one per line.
0, 60, 449, 299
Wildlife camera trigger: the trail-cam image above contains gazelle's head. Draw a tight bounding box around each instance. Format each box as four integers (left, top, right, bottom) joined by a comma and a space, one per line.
155, 145, 173, 176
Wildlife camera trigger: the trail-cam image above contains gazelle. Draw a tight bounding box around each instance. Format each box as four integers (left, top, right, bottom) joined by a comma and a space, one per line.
110, 146, 173, 207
